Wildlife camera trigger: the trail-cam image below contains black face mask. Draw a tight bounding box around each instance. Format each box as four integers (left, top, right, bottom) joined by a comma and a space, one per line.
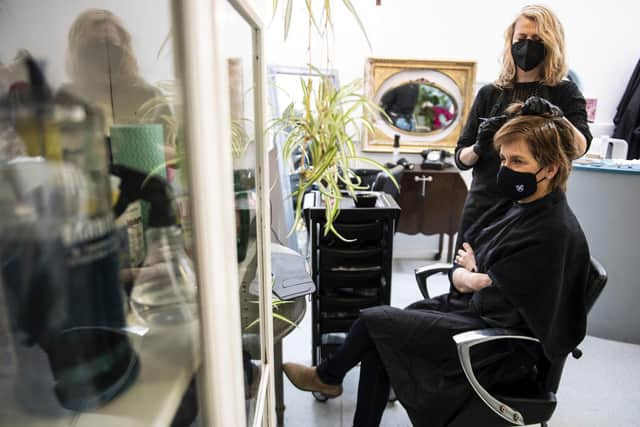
511, 39, 546, 72
497, 166, 545, 201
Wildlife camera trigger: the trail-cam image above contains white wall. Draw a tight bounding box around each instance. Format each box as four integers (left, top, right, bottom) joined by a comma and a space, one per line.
0, 0, 175, 90
264, 0, 640, 163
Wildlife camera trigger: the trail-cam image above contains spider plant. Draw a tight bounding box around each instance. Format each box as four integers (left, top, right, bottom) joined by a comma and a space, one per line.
270, 69, 397, 240
273, 0, 371, 49
137, 80, 252, 175
245, 298, 297, 330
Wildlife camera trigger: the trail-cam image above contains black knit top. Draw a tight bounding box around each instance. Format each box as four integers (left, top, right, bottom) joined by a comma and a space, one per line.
455, 80, 592, 195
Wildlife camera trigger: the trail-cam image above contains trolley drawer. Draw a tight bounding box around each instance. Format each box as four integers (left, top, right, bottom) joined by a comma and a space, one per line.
319, 221, 384, 246
319, 247, 383, 270
320, 269, 385, 289
319, 294, 381, 312
319, 317, 358, 333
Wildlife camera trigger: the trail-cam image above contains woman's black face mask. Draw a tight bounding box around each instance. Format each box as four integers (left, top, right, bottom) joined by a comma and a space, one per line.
511, 39, 546, 72
497, 166, 546, 201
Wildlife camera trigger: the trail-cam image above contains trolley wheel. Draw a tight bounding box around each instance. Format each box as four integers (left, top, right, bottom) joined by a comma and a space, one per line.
312, 391, 330, 402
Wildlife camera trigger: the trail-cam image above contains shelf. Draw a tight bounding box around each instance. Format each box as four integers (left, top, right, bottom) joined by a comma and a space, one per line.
0, 320, 201, 427
76, 320, 201, 427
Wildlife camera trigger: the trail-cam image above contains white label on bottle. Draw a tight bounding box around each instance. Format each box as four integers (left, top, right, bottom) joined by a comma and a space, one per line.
116, 201, 144, 266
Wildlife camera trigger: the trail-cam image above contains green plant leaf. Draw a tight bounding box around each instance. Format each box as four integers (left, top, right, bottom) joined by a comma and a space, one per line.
341, 0, 372, 50
284, 0, 293, 41
273, 312, 298, 328
350, 156, 399, 190
156, 29, 173, 58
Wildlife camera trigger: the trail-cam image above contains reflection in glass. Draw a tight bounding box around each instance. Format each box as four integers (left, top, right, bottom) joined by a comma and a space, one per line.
220, 0, 262, 423
0, 2, 201, 426
63, 9, 173, 139
380, 82, 457, 134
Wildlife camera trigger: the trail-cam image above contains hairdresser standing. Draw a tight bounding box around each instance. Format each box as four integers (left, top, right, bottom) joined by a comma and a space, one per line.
454, 4, 591, 246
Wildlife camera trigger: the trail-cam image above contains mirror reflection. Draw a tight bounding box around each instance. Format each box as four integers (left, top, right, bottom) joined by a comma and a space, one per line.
380, 81, 457, 133
0, 2, 205, 426
363, 58, 475, 152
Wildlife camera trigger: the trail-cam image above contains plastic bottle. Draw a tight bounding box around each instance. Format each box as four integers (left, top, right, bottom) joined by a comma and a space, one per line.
111, 166, 198, 326
130, 225, 197, 325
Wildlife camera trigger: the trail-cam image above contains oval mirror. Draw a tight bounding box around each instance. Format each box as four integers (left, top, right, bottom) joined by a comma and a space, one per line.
379, 82, 457, 134
363, 58, 476, 153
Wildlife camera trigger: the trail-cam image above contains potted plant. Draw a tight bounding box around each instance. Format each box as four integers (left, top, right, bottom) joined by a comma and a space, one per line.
270, 71, 395, 239
270, 1, 396, 239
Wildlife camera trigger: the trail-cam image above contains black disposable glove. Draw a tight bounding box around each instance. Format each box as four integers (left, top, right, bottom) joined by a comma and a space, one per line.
472, 115, 507, 156
522, 96, 563, 118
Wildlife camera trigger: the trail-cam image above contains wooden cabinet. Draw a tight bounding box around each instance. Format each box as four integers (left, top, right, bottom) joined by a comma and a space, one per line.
397, 165, 467, 261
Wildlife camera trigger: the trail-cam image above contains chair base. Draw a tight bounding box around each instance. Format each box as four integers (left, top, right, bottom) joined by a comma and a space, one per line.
447, 391, 556, 427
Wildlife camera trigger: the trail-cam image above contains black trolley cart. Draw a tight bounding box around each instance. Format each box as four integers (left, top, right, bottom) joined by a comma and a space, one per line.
303, 191, 401, 401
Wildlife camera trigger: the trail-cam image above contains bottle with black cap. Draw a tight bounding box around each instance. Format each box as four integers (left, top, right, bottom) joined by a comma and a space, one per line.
392, 134, 401, 163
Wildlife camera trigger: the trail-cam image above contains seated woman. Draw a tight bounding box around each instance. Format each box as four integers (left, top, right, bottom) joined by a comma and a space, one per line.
283, 103, 592, 427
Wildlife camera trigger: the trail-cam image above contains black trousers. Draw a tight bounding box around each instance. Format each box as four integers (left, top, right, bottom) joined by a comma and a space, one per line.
316, 318, 390, 427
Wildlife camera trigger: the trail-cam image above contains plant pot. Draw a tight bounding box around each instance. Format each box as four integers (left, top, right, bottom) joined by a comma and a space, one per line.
353, 193, 378, 208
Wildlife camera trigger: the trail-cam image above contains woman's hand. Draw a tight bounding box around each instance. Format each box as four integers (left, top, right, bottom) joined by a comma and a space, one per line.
522, 96, 563, 118
472, 115, 507, 156
455, 242, 478, 272
452, 269, 493, 293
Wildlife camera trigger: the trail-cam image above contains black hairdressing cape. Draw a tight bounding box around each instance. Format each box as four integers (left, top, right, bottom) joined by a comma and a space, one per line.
359, 190, 590, 426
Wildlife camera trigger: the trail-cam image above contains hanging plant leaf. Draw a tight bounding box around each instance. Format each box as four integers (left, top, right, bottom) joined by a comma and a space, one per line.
284, 0, 293, 41
341, 0, 372, 50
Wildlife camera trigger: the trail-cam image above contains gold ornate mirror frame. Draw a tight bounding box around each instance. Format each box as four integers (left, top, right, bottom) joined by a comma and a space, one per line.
362, 57, 476, 153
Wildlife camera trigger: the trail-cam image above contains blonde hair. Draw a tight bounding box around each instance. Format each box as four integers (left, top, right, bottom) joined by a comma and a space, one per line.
66, 9, 140, 83
496, 5, 568, 88
494, 103, 576, 192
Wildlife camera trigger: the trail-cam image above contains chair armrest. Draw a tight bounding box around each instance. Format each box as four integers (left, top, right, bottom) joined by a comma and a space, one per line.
414, 264, 452, 298
453, 329, 541, 426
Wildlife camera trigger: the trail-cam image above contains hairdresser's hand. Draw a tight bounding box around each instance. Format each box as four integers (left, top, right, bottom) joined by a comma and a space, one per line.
472, 115, 507, 156
522, 96, 563, 118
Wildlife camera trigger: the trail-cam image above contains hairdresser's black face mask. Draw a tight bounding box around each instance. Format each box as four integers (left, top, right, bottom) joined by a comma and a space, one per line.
497, 166, 546, 201
511, 39, 546, 72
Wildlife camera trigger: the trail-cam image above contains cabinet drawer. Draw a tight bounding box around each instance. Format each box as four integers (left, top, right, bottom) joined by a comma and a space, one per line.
319, 221, 385, 246
320, 318, 357, 333
320, 270, 385, 289
319, 247, 383, 270
319, 294, 381, 313
397, 168, 467, 235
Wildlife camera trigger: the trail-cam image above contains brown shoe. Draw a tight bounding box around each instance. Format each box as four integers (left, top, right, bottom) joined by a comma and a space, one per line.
282, 363, 342, 398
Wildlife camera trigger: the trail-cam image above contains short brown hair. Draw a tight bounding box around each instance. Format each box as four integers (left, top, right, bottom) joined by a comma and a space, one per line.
496, 5, 568, 88
493, 104, 575, 192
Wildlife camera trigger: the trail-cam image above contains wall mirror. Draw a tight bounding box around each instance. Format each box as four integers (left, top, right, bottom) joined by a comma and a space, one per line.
363, 58, 476, 153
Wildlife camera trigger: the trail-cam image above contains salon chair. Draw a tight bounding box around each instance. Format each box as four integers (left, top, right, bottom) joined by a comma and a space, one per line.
414, 257, 607, 426
372, 164, 404, 202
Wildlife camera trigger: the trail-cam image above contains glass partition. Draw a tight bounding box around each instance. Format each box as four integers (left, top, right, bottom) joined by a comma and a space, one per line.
219, 0, 267, 424
0, 0, 273, 425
